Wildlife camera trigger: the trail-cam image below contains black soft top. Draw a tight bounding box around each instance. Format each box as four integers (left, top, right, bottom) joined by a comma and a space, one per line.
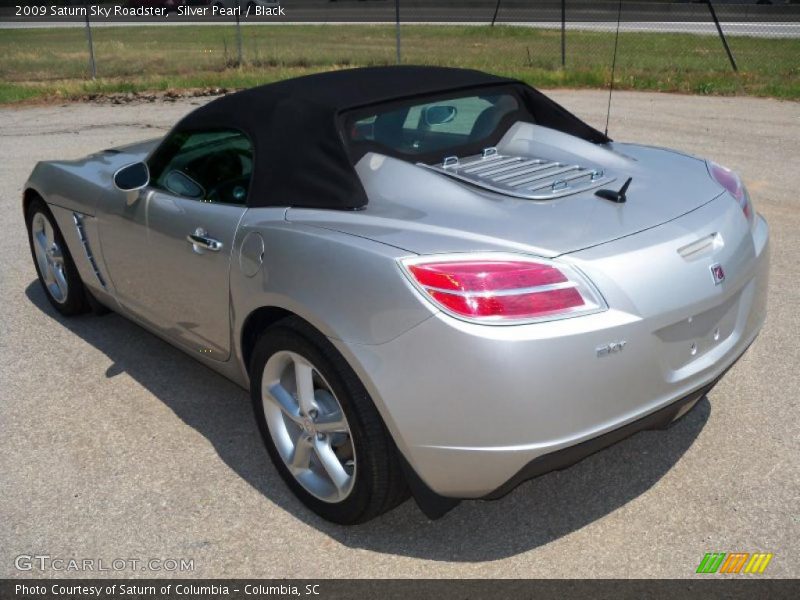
174, 66, 609, 210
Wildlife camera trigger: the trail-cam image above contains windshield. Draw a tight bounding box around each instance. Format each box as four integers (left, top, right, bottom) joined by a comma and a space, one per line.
343, 87, 527, 162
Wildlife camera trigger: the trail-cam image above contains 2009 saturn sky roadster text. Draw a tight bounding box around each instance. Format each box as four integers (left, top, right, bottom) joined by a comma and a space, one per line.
23, 67, 769, 524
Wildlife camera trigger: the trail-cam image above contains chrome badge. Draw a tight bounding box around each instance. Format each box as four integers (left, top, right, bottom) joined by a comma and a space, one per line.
596, 341, 627, 357
710, 263, 725, 285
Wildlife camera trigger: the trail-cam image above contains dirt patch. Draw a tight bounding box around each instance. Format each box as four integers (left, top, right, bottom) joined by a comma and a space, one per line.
81, 87, 235, 105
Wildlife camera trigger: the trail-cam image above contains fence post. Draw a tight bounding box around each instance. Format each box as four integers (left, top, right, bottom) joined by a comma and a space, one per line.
491, 0, 501, 26
236, 0, 243, 67
705, 0, 738, 72
83, 12, 96, 80
561, 0, 566, 67
236, 0, 244, 66
395, 0, 401, 64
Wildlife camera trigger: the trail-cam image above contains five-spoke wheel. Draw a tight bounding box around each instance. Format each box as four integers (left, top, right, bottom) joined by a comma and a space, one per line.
261, 350, 356, 503
250, 317, 409, 524
30, 211, 69, 304
26, 198, 88, 316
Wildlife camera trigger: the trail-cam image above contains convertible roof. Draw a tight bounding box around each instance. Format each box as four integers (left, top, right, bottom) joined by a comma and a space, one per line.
174, 66, 610, 210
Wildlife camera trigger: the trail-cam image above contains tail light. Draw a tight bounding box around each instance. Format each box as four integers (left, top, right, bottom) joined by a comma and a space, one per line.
399, 254, 606, 324
707, 161, 755, 227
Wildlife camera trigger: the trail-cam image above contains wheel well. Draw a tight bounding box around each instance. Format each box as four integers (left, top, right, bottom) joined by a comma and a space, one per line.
22, 188, 44, 221
240, 306, 295, 373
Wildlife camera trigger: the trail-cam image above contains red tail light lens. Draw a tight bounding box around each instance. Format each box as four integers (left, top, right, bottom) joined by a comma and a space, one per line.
400, 254, 606, 324
708, 161, 754, 226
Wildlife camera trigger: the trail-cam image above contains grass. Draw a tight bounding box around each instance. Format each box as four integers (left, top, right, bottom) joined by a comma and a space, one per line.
0, 24, 798, 103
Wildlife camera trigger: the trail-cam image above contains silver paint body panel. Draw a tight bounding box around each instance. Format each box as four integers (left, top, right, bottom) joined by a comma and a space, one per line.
24, 121, 770, 498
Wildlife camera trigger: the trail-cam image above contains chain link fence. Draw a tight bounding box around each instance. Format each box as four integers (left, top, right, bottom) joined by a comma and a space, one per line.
1, 1, 798, 101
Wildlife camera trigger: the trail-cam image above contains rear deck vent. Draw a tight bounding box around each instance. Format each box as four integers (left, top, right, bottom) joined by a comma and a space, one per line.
420, 148, 615, 200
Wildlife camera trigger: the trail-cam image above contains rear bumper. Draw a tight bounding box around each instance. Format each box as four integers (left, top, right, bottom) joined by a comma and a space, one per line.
333, 209, 769, 500
482, 359, 732, 500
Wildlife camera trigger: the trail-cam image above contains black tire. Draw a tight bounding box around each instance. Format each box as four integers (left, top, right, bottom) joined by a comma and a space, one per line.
25, 197, 89, 317
250, 317, 409, 524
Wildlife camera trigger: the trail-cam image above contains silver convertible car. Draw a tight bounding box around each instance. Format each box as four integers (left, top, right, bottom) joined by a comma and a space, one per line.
23, 67, 769, 524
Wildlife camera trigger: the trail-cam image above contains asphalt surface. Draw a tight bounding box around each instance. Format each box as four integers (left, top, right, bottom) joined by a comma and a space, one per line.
1, 91, 798, 578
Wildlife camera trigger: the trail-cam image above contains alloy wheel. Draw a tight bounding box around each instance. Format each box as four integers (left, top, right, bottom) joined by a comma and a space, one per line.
261, 350, 356, 503
30, 212, 68, 304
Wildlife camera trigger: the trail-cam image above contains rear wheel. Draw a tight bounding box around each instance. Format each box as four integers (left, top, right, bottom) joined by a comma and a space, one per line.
250, 317, 409, 524
26, 198, 88, 316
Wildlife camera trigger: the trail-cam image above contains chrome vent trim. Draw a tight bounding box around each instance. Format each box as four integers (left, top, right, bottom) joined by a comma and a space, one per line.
72, 212, 107, 289
420, 148, 616, 200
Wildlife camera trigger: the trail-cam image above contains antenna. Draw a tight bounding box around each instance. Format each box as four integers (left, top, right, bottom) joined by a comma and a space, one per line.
604, 0, 624, 137
596, 176, 633, 203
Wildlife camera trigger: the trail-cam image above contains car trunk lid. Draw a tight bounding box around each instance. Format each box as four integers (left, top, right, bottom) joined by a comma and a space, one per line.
287, 135, 726, 257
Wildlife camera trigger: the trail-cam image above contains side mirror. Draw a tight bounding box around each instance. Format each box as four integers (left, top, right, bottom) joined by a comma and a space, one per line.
113, 162, 150, 192
423, 105, 457, 127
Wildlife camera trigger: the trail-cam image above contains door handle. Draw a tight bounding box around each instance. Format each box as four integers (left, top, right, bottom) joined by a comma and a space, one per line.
187, 228, 223, 252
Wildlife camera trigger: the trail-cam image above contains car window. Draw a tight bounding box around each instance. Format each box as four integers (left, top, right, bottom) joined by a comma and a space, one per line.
347, 91, 520, 157
148, 129, 253, 205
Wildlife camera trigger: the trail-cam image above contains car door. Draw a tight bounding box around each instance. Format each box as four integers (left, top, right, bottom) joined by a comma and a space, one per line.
99, 129, 253, 361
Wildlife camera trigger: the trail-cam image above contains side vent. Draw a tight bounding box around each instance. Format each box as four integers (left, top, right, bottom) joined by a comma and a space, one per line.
72, 212, 107, 289
420, 148, 616, 200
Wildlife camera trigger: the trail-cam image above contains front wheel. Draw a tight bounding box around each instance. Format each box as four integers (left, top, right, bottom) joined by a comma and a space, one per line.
249, 317, 408, 524
26, 198, 88, 316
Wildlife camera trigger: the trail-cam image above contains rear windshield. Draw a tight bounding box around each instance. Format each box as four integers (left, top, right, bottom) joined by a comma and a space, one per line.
343, 87, 530, 163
